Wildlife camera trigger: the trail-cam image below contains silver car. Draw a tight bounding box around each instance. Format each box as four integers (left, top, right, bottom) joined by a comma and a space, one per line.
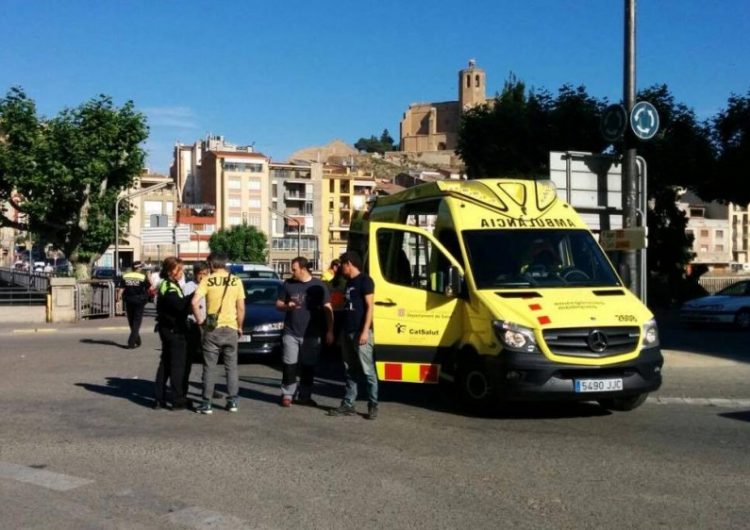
680, 280, 750, 329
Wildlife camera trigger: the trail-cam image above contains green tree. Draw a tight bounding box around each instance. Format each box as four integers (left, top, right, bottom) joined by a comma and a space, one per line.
208, 223, 268, 263
0, 87, 149, 278
354, 128, 396, 154
712, 89, 750, 204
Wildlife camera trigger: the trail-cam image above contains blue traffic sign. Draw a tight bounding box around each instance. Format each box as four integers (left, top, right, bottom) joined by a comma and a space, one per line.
601, 104, 627, 143
630, 101, 660, 140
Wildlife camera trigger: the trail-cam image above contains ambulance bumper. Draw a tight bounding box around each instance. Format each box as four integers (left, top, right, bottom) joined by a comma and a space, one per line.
489, 347, 663, 401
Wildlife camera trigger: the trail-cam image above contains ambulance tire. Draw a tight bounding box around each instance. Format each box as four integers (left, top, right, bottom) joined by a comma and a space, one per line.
455, 357, 498, 413
597, 393, 648, 412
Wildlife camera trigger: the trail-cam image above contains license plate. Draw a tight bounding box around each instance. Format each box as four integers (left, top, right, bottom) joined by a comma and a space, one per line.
238, 335, 252, 343
574, 378, 623, 393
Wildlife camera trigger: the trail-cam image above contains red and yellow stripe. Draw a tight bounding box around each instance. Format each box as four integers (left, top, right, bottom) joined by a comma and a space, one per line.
376, 362, 440, 383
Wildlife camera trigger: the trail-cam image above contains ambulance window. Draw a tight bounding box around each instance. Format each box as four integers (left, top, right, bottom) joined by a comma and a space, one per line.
438, 229, 464, 269
376, 228, 453, 294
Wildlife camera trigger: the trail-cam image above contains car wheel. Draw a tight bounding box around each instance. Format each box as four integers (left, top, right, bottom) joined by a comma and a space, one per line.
734, 309, 750, 330
598, 393, 648, 412
455, 357, 498, 412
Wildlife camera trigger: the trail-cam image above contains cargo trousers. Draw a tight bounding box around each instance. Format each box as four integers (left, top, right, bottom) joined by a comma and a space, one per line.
201, 327, 239, 401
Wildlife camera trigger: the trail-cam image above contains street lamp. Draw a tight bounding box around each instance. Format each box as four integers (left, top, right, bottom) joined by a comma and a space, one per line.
268, 207, 301, 257
115, 181, 170, 275
191, 229, 201, 260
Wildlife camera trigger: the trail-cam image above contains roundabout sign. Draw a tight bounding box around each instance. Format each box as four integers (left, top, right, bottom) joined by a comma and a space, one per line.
630, 101, 660, 140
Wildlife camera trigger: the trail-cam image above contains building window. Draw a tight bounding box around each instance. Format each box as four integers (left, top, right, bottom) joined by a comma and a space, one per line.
700, 230, 709, 237
248, 179, 261, 191
223, 162, 264, 172
466, 75, 470, 88
475, 74, 480, 87
329, 179, 335, 193
228, 216, 242, 226
716, 230, 724, 238
247, 215, 261, 227
228, 197, 241, 208
144, 201, 162, 216
690, 208, 705, 218
228, 179, 241, 190
165, 201, 174, 216
248, 199, 261, 209
716, 244, 724, 252
700, 245, 708, 252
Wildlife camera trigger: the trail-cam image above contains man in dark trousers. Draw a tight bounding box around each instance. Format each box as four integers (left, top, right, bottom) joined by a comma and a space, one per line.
276, 256, 334, 407
117, 261, 151, 349
328, 251, 378, 420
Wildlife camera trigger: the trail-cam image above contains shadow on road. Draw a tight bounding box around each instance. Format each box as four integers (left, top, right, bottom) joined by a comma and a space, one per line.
718, 410, 750, 423
79, 338, 131, 350
654, 308, 750, 364
75, 377, 154, 408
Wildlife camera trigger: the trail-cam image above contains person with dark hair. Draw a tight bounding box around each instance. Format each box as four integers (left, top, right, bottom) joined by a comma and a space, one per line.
116, 261, 151, 349
154, 257, 190, 410
181, 261, 210, 397
328, 251, 378, 419
191, 251, 245, 414
276, 256, 334, 407
321, 259, 340, 282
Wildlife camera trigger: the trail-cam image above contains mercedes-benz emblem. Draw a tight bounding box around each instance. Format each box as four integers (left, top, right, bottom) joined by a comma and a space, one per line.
587, 330, 608, 353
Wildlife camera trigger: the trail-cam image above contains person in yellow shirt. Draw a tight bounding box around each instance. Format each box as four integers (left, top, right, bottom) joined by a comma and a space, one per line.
321, 259, 340, 283
191, 252, 245, 414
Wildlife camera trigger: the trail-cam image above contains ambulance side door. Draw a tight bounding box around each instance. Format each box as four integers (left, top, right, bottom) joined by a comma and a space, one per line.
367, 222, 464, 383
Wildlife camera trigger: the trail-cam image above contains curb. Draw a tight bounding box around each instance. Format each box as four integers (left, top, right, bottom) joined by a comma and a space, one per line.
11, 326, 130, 334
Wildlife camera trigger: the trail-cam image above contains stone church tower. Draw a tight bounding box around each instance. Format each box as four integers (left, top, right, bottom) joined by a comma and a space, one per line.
459, 59, 486, 111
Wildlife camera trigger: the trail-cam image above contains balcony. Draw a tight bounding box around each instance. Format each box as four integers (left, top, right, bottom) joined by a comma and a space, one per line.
284, 192, 313, 201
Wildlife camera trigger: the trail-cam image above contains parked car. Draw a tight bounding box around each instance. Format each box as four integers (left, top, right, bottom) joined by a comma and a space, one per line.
238, 278, 284, 357
680, 280, 750, 329
92, 267, 119, 281
228, 263, 280, 280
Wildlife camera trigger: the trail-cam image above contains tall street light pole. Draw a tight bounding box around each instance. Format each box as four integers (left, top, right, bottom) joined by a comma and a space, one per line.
622, 0, 639, 296
115, 181, 170, 275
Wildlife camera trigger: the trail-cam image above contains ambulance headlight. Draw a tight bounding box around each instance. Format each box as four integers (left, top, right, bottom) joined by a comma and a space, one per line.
493, 320, 539, 353
642, 318, 659, 348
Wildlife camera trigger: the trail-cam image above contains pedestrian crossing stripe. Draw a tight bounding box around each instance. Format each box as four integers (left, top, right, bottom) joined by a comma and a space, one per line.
377, 362, 440, 383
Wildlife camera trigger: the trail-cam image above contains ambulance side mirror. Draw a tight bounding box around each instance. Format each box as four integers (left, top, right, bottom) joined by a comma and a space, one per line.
444, 266, 463, 298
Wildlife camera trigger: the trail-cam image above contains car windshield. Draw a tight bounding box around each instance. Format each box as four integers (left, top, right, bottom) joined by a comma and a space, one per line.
243, 281, 283, 305
462, 229, 621, 289
717, 282, 750, 296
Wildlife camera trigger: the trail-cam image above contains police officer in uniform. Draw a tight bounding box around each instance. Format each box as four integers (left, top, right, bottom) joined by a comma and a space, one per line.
116, 261, 151, 349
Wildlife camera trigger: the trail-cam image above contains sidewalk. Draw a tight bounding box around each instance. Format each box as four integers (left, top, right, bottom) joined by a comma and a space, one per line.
1, 314, 155, 334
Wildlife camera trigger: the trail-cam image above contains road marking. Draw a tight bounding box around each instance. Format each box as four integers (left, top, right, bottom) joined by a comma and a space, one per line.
648, 396, 750, 408
12, 328, 57, 334
97, 326, 129, 331
0, 461, 94, 491
167, 507, 250, 529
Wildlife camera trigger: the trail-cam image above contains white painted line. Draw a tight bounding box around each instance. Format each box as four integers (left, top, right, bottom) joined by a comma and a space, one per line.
0, 461, 94, 491
98, 326, 129, 331
167, 506, 250, 529
12, 328, 57, 334
648, 397, 750, 408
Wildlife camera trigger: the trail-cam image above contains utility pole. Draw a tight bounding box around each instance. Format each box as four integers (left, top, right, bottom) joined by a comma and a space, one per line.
622, 0, 639, 296
115, 181, 170, 275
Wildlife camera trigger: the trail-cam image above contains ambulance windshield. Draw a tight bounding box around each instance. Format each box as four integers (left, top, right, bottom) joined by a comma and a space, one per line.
462, 229, 621, 289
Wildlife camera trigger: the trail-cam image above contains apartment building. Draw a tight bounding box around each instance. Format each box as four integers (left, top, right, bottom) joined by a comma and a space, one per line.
171, 135, 270, 262
678, 191, 732, 271
320, 164, 376, 266
730, 203, 750, 266
268, 161, 323, 273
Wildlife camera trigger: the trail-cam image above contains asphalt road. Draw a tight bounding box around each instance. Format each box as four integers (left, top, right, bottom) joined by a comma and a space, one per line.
0, 314, 749, 529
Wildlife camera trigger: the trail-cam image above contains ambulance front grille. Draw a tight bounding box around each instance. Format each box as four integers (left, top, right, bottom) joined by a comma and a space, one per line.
541, 326, 640, 358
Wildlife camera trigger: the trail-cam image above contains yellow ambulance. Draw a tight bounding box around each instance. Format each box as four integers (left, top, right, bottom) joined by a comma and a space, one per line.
347, 178, 662, 411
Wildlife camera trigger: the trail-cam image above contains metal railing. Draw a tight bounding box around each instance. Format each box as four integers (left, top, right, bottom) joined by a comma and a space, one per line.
0, 267, 50, 292
698, 276, 748, 294
75, 280, 118, 320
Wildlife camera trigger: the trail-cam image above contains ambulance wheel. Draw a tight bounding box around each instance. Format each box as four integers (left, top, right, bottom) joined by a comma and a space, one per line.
597, 393, 647, 411
455, 357, 497, 412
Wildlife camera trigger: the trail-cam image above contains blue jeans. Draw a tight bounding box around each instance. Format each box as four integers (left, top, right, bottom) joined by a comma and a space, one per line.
341, 330, 377, 406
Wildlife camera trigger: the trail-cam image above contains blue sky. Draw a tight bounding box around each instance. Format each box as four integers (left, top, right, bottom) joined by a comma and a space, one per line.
1, 1, 748, 173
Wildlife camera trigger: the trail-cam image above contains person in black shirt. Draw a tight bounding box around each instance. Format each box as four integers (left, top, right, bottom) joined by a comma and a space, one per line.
275, 256, 334, 407
116, 261, 151, 349
153, 256, 190, 410
328, 251, 378, 420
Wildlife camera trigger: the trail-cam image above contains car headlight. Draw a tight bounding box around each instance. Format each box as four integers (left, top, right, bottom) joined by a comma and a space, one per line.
493, 320, 539, 353
251, 322, 284, 332
642, 318, 659, 348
